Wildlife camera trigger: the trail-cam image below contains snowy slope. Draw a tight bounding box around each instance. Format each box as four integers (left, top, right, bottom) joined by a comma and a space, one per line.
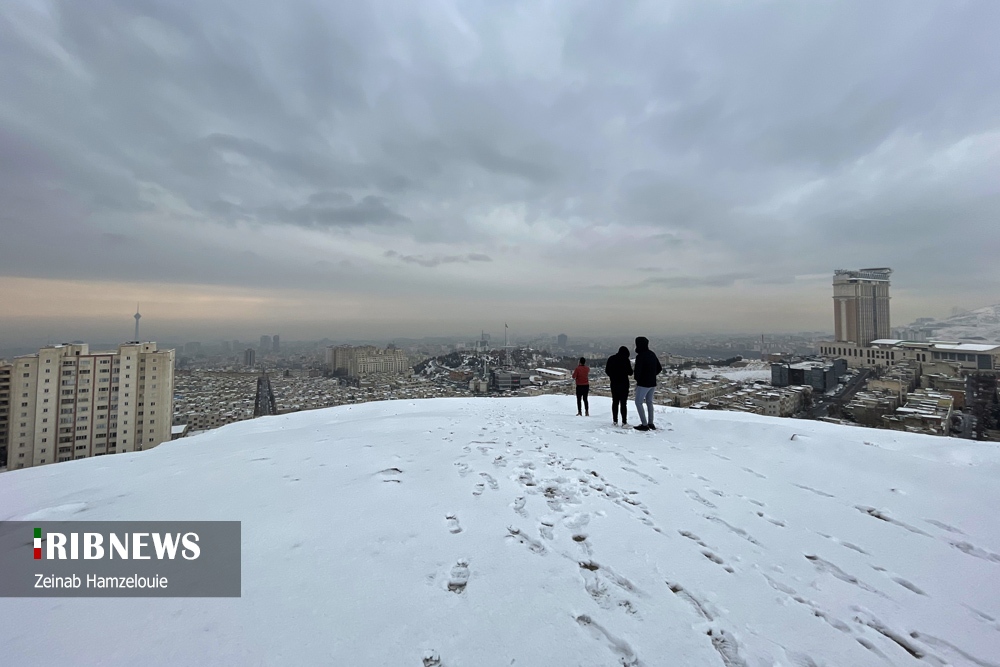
921, 305, 1000, 343
2, 396, 1000, 666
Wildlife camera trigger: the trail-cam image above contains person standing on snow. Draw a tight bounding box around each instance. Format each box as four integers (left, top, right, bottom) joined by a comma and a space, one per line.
604, 346, 633, 426
632, 337, 662, 431
572, 357, 590, 416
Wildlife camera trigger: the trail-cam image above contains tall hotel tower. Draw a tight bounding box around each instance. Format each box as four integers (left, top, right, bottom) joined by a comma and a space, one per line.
833, 268, 892, 346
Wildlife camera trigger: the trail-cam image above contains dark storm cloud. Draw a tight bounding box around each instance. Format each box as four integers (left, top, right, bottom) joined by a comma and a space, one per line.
1, 0, 998, 311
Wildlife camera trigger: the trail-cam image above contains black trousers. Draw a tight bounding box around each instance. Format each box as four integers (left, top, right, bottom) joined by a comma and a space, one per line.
576, 384, 590, 413
611, 385, 629, 422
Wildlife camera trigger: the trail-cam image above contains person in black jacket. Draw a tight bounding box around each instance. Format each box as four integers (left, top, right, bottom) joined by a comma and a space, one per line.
632, 336, 662, 431
604, 346, 633, 426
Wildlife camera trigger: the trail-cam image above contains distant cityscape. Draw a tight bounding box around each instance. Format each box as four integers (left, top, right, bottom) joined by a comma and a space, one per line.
2, 268, 998, 472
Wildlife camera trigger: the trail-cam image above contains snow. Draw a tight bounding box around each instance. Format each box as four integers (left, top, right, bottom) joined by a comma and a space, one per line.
704, 362, 772, 383
919, 305, 1000, 343
930, 343, 999, 352
2, 395, 1000, 666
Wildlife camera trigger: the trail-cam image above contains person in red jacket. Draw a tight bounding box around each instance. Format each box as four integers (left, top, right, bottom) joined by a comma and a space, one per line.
572, 357, 590, 416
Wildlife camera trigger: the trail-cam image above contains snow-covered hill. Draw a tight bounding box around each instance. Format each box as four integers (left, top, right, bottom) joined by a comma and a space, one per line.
919, 305, 1000, 342
2, 396, 999, 666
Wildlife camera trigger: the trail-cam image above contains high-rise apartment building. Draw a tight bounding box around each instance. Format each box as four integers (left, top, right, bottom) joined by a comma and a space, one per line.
833, 268, 892, 346
0, 361, 12, 468
324, 345, 410, 378
259, 335, 272, 351
272, 335, 280, 353
5, 342, 175, 471
244, 348, 256, 368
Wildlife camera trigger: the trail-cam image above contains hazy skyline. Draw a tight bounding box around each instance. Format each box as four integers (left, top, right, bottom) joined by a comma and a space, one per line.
3, 1, 999, 346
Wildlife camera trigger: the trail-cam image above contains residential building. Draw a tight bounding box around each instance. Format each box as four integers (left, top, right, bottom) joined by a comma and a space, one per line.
662, 379, 739, 408
351, 349, 411, 378
923, 374, 969, 410
325, 345, 410, 378
259, 335, 272, 351
844, 391, 901, 427
326, 345, 375, 374
883, 389, 953, 436
6, 342, 175, 471
833, 268, 892, 346
244, 348, 256, 368
272, 335, 280, 353
0, 360, 11, 468
706, 384, 811, 417
866, 361, 920, 401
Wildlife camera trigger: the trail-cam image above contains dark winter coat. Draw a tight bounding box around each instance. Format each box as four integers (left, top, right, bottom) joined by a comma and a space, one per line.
605, 347, 633, 389
633, 337, 663, 387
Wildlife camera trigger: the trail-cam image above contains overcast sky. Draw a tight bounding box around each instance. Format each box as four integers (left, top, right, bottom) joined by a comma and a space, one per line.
2, 0, 998, 345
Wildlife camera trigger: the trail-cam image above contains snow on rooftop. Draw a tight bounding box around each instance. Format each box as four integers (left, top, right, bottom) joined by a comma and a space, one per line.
2, 396, 999, 666
931, 343, 1000, 352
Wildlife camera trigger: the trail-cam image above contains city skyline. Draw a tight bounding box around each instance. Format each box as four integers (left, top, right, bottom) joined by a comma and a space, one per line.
3, 2, 999, 344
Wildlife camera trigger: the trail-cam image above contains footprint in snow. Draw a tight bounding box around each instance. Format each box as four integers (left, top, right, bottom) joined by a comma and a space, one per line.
575, 614, 640, 666
685, 489, 717, 509
539, 520, 554, 540
446, 560, 470, 593
755, 511, 786, 527
506, 526, 546, 554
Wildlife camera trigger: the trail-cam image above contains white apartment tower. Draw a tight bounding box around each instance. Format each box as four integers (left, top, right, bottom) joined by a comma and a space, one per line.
6, 342, 174, 471
0, 361, 11, 468
833, 268, 892, 347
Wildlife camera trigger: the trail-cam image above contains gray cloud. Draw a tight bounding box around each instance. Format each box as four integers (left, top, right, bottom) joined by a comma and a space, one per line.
260, 195, 410, 228
1, 0, 998, 338
384, 250, 492, 268
599, 273, 754, 291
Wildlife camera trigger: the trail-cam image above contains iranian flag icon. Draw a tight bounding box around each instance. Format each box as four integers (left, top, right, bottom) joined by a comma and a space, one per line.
33, 527, 41, 560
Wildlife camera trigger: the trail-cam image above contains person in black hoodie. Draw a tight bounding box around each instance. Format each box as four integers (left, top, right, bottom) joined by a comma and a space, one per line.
604, 346, 633, 426
632, 336, 662, 431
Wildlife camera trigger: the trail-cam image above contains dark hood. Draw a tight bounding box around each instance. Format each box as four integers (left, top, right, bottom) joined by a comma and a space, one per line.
617, 346, 630, 357
635, 337, 649, 352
